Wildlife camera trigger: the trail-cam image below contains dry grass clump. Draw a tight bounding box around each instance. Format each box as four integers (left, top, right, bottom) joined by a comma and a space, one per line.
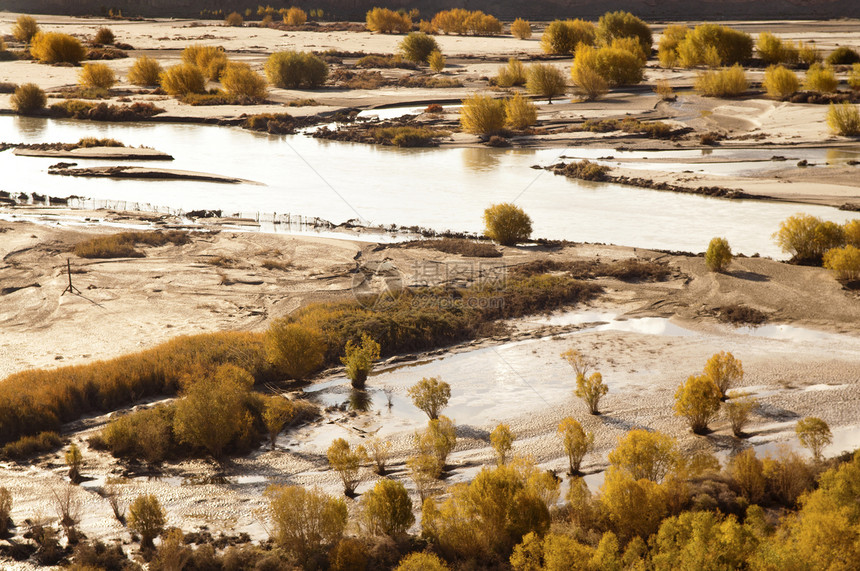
12, 15, 40, 43
181, 44, 228, 80
160, 63, 206, 96
127, 56, 162, 86
763, 65, 800, 98
694, 65, 748, 97
510, 18, 532, 40
10, 83, 46, 114
355, 54, 416, 69
849, 64, 860, 91
798, 42, 822, 66
431, 9, 502, 36
30, 32, 86, 64
221, 62, 268, 99
365, 7, 411, 34
93, 27, 115, 45
460, 94, 506, 135
78, 63, 117, 90
561, 159, 611, 181
397, 75, 461, 88
495, 58, 526, 87
403, 238, 501, 258
74, 230, 189, 258
654, 79, 675, 100
49, 100, 164, 121
826, 46, 860, 66
370, 126, 449, 147
76, 137, 124, 148
399, 32, 440, 64
717, 304, 767, 325
803, 64, 838, 93
827, 102, 860, 136
265, 51, 328, 88
504, 93, 537, 129
224, 11, 244, 27
526, 63, 567, 102
541, 19, 596, 55
282, 7, 307, 26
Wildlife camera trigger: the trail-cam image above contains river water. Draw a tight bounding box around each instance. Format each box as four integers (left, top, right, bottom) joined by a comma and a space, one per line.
1, 115, 856, 258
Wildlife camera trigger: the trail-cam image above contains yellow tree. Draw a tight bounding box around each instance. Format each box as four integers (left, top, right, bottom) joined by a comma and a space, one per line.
408, 377, 451, 419
607, 429, 678, 482
703, 351, 744, 399
265, 485, 348, 564
557, 417, 594, 475
674, 374, 722, 434
491, 423, 515, 465
327, 438, 367, 496
796, 416, 832, 461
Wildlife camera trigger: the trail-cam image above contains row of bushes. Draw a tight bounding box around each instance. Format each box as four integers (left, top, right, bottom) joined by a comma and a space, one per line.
540, 11, 651, 56
774, 214, 860, 267
459, 93, 538, 135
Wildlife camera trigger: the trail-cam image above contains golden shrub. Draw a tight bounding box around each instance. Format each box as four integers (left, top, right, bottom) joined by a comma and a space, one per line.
128, 56, 163, 86
803, 63, 838, 93
221, 62, 268, 99
483, 202, 532, 245
30, 32, 85, 64
265, 320, 325, 379
597, 10, 652, 54
78, 63, 117, 90
705, 237, 732, 271
571, 44, 608, 100
224, 11, 244, 27
10, 83, 46, 114
399, 32, 440, 64
93, 27, 115, 45
763, 65, 799, 98
460, 93, 506, 135
823, 245, 860, 280
181, 44, 228, 81
504, 93, 537, 129
366, 7, 411, 34
12, 14, 39, 43
496, 57, 526, 87
510, 18, 532, 40
675, 24, 753, 68
657, 24, 688, 68
654, 79, 675, 100
282, 6, 307, 26
428, 50, 445, 72
160, 63, 206, 96
526, 62, 567, 102
694, 65, 748, 97
757, 32, 798, 65
541, 19, 596, 55
265, 50, 328, 88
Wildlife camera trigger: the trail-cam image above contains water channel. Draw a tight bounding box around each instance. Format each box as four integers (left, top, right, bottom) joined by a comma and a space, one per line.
1, 115, 857, 258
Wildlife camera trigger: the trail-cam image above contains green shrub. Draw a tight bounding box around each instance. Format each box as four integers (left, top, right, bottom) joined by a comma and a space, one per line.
428, 50, 445, 72
78, 63, 116, 90
224, 11, 244, 26
181, 44, 227, 80
827, 102, 860, 136
757, 32, 798, 65
694, 65, 748, 97
221, 62, 267, 99
366, 7, 411, 34
399, 32, 440, 64
504, 93, 537, 129
93, 27, 115, 45
10, 83, 46, 114
763, 65, 799, 98
30, 32, 85, 64
526, 63, 567, 102
773, 213, 846, 264
460, 93, 506, 135
705, 237, 732, 271
597, 10, 652, 54
265, 321, 326, 379
483, 203, 532, 246
511, 18, 532, 40
282, 7, 307, 26
823, 245, 860, 280
496, 57, 526, 87
675, 24, 753, 68
128, 56, 162, 86
12, 15, 39, 43
160, 63, 206, 96
541, 19, 596, 55
826, 46, 860, 65
341, 333, 380, 389
265, 50, 328, 88
803, 63, 838, 93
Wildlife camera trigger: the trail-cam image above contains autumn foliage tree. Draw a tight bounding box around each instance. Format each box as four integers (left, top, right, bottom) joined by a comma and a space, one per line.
266, 485, 348, 564
674, 374, 722, 433
704, 351, 744, 398
408, 377, 451, 419
327, 438, 368, 495
558, 417, 594, 474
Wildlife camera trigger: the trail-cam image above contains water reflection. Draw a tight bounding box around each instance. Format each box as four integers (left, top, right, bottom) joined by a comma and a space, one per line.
825, 147, 860, 165
461, 147, 503, 172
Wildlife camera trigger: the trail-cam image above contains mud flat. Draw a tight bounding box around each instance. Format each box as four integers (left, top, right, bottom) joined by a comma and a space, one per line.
46, 165, 254, 183
13, 146, 173, 160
